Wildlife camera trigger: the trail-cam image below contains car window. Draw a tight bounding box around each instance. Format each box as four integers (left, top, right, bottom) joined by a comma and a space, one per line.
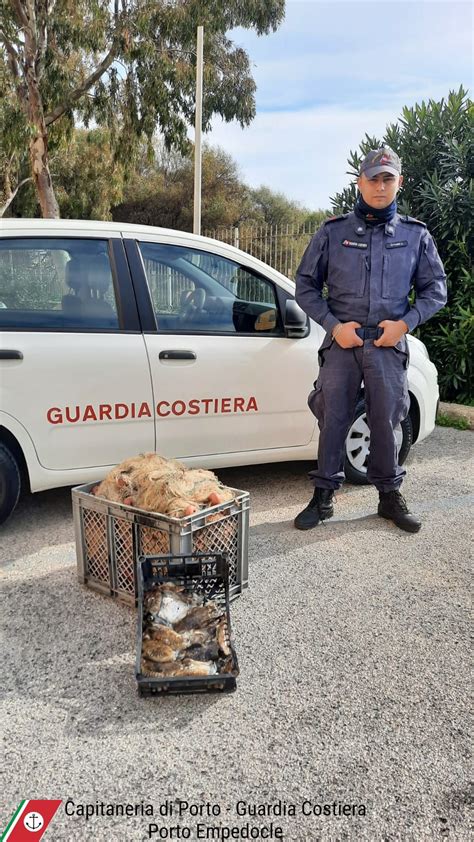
138, 242, 283, 335
0, 238, 119, 330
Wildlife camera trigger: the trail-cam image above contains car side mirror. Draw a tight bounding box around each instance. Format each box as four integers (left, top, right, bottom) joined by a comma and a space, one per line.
284, 299, 309, 338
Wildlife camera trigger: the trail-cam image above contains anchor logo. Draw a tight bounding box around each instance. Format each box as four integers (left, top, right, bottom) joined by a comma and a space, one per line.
1, 799, 61, 840
23, 811, 44, 832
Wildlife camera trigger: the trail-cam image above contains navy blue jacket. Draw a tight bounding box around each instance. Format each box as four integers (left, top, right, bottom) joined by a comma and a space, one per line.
295, 212, 447, 334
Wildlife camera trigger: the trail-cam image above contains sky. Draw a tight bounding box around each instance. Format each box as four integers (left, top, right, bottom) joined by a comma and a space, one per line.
206, 0, 472, 210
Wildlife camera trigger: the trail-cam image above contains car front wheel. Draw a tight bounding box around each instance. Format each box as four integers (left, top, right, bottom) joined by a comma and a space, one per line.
0, 442, 21, 524
344, 398, 414, 485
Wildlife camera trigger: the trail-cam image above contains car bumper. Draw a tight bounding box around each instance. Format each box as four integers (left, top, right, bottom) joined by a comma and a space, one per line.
413, 358, 439, 444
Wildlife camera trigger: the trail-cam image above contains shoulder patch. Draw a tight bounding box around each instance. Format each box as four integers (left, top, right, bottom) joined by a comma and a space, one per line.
324, 213, 350, 225
400, 214, 427, 227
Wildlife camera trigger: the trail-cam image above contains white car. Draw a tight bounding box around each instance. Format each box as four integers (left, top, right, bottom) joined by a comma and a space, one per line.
0, 219, 439, 523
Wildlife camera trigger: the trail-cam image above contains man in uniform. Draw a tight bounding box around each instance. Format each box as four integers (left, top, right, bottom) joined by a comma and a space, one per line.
294, 146, 447, 533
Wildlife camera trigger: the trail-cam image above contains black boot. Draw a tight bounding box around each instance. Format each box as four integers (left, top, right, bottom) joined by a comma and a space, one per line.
294, 487, 335, 530
378, 490, 421, 533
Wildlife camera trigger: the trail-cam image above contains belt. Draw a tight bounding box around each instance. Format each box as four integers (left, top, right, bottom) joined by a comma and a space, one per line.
355, 326, 383, 340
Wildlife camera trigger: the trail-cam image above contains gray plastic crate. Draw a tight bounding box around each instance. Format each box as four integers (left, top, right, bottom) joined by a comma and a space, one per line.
72, 481, 249, 605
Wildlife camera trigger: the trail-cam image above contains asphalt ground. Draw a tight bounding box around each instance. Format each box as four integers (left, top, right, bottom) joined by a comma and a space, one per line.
1, 426, 472, 842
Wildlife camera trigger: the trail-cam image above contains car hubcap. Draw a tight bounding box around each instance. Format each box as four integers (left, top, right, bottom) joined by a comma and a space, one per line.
346, 413, 403, 474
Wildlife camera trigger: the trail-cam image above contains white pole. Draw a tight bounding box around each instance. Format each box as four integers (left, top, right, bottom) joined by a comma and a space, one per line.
193, 25, 204, 235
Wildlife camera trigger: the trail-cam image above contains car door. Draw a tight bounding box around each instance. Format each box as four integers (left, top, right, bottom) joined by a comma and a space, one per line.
0, 230, 154, 470
126, 235, 317, 460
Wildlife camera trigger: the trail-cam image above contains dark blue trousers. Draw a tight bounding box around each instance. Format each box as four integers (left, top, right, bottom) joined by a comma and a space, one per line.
308, 338, 410, 492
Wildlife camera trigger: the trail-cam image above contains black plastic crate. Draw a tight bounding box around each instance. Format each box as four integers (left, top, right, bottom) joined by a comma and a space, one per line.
136, 553, 239, 696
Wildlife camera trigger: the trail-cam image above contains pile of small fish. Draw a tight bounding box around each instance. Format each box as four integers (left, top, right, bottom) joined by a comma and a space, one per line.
141, 582, 237, 678
92, 452, 235, 519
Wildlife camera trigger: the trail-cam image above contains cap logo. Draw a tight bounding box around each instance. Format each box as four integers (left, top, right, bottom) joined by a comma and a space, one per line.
360, 147, 401, 175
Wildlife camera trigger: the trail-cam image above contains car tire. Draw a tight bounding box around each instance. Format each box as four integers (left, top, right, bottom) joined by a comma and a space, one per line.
344, 398, 414, 485
0, 442, 21, 524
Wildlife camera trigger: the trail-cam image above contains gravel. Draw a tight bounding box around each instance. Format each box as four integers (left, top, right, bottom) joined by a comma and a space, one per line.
1, 426, 472, 842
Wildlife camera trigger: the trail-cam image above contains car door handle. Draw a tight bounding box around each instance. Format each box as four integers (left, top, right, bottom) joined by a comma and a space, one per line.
0, 350, 23, 360
159, 350, 196, 361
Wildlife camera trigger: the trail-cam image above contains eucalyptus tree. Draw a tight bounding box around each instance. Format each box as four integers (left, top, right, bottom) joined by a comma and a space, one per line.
1, 0, 285, 217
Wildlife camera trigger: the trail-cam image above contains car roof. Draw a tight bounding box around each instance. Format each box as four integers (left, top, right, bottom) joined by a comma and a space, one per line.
0, 217, 226, 246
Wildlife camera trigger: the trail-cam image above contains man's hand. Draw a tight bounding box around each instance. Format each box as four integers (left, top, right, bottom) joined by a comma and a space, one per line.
333, 321, 364, 348
374, 319, 409, 347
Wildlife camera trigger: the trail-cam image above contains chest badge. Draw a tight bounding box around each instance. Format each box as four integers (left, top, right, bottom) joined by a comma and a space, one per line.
342, 239, 368, 249
386, 240, 408, 249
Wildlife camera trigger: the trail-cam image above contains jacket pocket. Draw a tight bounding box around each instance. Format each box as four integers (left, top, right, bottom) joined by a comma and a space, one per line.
381, 254, 390, 298
318, 331, 333, 367
359, 255, 369, 296
329, 249, 368, 298
392, 337, 410, 369
308, 381, 323, 421
382, 250, 414, 299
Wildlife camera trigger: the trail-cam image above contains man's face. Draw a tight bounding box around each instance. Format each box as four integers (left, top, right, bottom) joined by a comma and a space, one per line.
357, 172, 403, 209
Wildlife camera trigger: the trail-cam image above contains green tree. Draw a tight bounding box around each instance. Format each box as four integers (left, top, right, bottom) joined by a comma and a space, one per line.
247, 185, 308, 227
0, 96, 32, 216
238, 188, 330, 278
56, 129, 126, 220
331, 87, 473, 402
113, 141, 250, 230
302, 209, 332, 229
10, 127, 126, 219
1, 0, 285, 218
